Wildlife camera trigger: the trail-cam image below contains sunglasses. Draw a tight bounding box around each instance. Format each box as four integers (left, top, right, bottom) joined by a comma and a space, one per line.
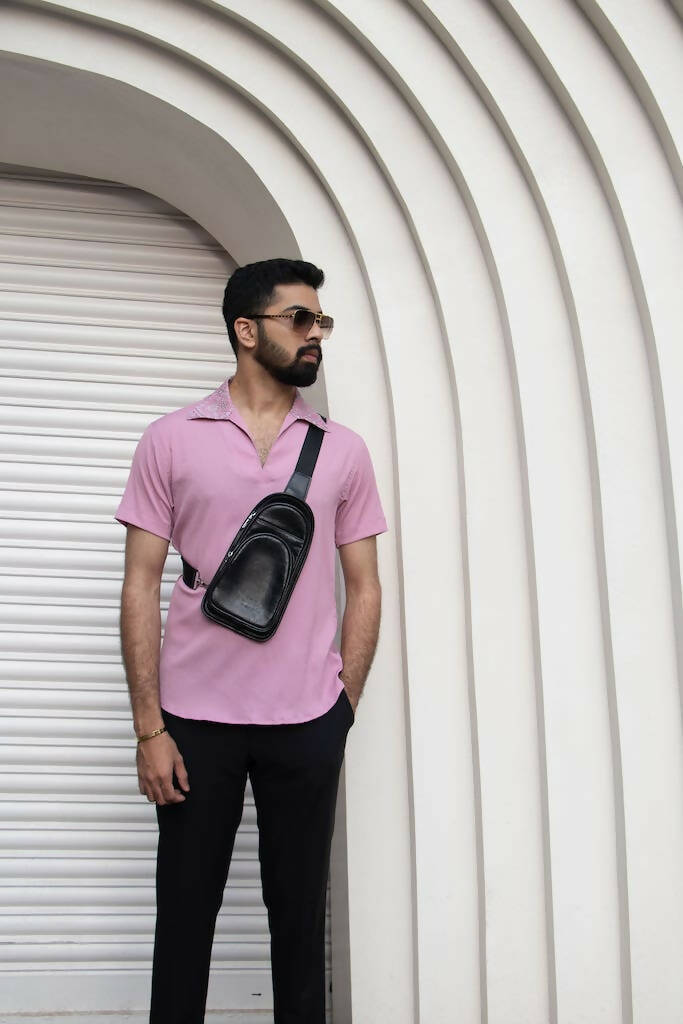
249, 309, 334, 340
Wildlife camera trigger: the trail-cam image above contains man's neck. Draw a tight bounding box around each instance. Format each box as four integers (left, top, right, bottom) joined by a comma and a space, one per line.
229, 367, 296, 424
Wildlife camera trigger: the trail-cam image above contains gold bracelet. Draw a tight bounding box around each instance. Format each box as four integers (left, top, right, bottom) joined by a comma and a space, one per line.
136, 726, 167, 744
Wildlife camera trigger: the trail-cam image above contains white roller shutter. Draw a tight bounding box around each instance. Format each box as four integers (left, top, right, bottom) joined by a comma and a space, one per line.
0, 168, 331, 1020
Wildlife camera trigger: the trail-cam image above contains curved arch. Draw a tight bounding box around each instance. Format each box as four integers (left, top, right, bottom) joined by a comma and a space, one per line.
0, 53, 298, 263
575, 0, 683, 195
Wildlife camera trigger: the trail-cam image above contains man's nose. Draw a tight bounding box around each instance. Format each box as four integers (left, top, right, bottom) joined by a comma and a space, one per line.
306, 320, 323, 342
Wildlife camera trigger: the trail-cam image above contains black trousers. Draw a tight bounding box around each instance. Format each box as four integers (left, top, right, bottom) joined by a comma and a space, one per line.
149, 688, 354, 1024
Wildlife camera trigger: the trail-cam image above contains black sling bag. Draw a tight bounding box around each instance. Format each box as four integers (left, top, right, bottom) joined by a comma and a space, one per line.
181, 422, 325, 642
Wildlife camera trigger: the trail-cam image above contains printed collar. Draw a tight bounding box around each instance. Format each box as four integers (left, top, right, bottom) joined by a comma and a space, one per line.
187, 377, 330, 431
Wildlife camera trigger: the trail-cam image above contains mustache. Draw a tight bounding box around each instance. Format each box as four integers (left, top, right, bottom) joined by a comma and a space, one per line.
297, 345, 322, 361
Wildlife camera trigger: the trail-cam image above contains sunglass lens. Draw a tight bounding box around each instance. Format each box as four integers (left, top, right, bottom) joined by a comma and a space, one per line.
291, 309, 334, 338
292, 309, 316, 334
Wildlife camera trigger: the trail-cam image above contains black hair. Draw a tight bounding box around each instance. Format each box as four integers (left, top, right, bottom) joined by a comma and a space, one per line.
222, 258, 325, 357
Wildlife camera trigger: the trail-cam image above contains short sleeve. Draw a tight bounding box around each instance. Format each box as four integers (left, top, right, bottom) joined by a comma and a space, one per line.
115, 421, 173, 541
335, 436, 388, 547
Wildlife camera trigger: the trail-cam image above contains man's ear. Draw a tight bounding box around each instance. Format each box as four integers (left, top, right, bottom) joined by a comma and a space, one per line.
234, 316, 257, 353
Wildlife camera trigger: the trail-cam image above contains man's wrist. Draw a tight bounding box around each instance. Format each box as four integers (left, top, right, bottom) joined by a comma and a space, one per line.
132, 705, 164, 737
136, 725, 167, 744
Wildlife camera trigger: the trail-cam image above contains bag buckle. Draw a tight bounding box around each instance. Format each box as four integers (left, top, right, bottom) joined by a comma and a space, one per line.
182, 557, 206, 590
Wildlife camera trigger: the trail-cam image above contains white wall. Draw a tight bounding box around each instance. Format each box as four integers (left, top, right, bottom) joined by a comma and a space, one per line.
0, 2, 681, 1022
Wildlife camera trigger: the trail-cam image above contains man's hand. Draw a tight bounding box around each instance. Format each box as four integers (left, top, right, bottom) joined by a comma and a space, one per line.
136, 732, 190, 806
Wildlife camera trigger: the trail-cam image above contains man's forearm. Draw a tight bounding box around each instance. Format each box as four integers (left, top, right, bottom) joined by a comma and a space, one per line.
339, 580, 381, 709
120, 581, 164, 736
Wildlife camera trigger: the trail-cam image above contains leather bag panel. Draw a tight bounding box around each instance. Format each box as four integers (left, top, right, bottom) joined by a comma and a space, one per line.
201, 492, 314, 641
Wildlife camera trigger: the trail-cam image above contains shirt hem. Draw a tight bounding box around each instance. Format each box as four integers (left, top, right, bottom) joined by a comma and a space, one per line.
161, 681, 345, 726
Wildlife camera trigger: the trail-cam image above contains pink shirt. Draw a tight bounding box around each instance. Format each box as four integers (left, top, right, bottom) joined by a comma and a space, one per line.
115, 378, 387, 724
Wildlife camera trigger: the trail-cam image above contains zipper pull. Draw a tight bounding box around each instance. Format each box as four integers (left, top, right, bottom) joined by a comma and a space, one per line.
228, 508, 258, 558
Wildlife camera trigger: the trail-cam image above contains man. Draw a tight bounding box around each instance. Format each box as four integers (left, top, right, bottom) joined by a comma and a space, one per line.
116, 259, 387, 1024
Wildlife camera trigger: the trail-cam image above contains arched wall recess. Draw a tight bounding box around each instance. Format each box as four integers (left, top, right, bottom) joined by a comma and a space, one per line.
4, 2, 476, 1020
0, 10, 414, 1024
0, 2, 681, 1023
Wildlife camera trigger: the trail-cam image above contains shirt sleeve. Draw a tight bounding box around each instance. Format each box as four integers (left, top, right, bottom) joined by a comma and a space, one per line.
114, 420, 174, 541
335, 435, 388, 547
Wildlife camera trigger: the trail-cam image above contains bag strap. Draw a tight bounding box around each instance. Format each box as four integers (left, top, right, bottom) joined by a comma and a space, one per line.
283, 420, 326, 500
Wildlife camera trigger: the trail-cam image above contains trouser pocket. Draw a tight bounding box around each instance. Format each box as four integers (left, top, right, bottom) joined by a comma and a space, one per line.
339, 686, 355, 724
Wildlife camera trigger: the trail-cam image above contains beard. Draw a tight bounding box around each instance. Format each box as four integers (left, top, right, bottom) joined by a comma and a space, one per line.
252, 323, 321, 387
